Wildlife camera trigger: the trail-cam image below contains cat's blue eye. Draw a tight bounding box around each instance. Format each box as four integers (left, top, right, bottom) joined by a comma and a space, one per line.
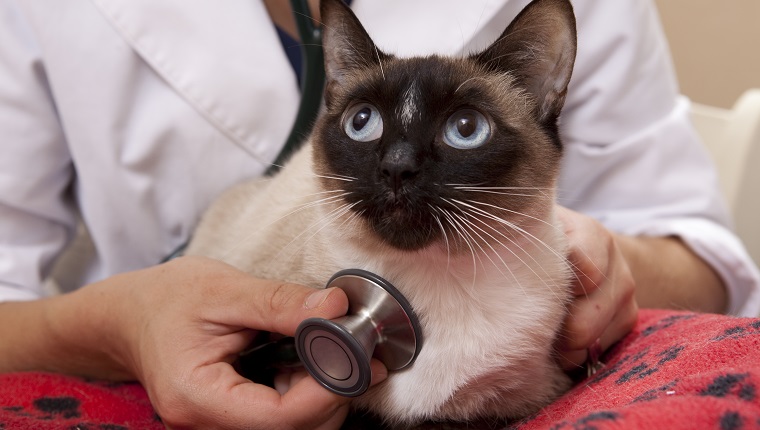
343, 103, 383, 142
443, 109, 491, 149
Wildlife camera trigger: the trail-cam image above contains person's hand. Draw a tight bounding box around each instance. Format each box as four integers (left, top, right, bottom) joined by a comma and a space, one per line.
94, 256, 387, 429
554, 206, 639, 373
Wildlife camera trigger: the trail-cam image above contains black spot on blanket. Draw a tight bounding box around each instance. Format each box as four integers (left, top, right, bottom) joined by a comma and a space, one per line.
632, 381, 678, 403
711, 319, 760, 341
578, 411, 619, 423
64, 423, 129, 430
739, 383, 756, 401
720, 411, 743, 430
641, 314, 696, 337
547, 411, 620, 430
33, 396, 81, 419
657, 345, 684, 365
713, 326, 747, 341
701, 374, 749, 398
589, 350, 641, 385
616, 363, 658, 384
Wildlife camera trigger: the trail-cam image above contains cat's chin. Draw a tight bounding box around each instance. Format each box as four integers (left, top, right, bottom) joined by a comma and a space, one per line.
345, 215, 463, 257
377, 232, 434, 252
366, 216, 439, 252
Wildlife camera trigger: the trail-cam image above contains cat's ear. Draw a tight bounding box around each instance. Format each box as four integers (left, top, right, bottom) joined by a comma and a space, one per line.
320, 0, 389, 104
475, 0, 577, 124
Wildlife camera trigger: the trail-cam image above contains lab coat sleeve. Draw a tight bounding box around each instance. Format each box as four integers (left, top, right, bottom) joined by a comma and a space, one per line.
557, 0, 760, 316
0, 0, 77, 302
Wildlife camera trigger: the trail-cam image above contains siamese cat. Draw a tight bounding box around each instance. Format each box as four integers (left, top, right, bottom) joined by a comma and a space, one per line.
187, 0, 577, 425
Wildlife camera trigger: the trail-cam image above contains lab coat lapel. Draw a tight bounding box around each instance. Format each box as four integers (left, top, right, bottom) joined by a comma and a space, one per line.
89, 0, 514, 163
90, 0, 300, 164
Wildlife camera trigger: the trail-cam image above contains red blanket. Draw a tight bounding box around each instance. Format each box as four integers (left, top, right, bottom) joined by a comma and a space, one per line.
2, 309, 759, 429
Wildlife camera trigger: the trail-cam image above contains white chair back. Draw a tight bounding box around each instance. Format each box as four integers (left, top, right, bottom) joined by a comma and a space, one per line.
691, 89, 760, 265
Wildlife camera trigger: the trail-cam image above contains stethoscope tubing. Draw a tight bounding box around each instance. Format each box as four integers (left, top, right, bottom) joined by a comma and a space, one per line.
265, 0, 326, 175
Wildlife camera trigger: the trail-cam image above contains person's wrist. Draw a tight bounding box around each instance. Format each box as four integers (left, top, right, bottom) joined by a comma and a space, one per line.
45, 279, 136, 380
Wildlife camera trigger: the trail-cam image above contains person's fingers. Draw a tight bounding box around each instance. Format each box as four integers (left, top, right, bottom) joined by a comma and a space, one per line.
159, 361, 353, 430
174, 256, 349, 336
368, 358, 389, 386
242, 283, 349, 336
560, 270, 634, 351
553, 206, 640, 373
556, 206, 610, 297
557, 289, 639, 371
279, 359, 387, 428
605, 294, 639, 349
279, 371, 357, 429
561, 274, 624, 351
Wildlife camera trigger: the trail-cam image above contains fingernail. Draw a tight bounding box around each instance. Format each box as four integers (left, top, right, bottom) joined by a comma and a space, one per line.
373, 368, 388, 384
305, 288, 332, 310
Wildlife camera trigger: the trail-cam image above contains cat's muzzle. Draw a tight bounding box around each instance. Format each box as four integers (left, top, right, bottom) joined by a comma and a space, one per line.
295, 269, 423, 396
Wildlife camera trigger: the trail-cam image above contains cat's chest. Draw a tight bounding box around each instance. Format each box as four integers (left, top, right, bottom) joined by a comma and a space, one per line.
343, 243, 572, 419
332, 242, 570, 338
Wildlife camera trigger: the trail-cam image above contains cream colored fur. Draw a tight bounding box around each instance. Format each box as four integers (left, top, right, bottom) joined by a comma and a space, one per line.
186, 143, 572, 425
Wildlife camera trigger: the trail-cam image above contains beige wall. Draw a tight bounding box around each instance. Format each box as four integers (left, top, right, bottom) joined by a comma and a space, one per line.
655, 0, 760, 108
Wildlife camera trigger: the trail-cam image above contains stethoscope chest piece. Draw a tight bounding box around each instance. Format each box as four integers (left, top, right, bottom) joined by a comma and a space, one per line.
295, 269, 423, 397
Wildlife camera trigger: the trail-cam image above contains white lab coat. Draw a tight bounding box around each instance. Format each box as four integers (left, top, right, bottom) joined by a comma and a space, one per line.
1, 0, 758, 315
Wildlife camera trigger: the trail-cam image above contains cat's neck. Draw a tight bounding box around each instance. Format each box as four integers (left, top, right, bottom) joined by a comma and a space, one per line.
317, 205, 567, 290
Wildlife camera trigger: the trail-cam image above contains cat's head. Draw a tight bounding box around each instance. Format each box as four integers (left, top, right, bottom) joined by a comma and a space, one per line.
311, 0, 576, 253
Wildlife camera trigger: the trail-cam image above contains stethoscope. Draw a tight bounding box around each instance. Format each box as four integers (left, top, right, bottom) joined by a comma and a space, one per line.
243, 1, 424, 397
295, 269, 422, 396
264, 0, 327, 176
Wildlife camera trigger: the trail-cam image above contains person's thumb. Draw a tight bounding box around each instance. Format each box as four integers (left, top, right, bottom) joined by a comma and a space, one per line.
228, 279, 349, 336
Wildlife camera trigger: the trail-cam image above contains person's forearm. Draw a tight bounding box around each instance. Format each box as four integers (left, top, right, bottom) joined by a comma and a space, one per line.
0, 284, 132, 380
615, 234, 727, 314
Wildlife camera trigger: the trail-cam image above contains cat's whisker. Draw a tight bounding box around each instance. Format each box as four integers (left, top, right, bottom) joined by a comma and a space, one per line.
465, 198, 557, 234
374, 46, 386, 80
453, 1, 491, 61
456, 18, 465, 59
438, 208, 482, 291
275, 201, 359, 261
449, 208, 529, 302
315, 176, 355, 182
463, 198, 608, 295
310, 172, 358, 182
429, 207, 452, 274
215, 191, 351, 262
444, 182, 489, 187
458, 209, 553, 286
456, 198, 596, 297
451, 185, 553, 199
334, 203, 365, 236
277, 192, 350, 221
443, 197, 557, 300
459, 189, 542, 198
447, 183, 556, 196
459, 208, 572, 315
443, 182, 554, 191
454, 76, 490, 94
450, 185, 554, 190
328, 172, 359, 180
293, 189, 347, 200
